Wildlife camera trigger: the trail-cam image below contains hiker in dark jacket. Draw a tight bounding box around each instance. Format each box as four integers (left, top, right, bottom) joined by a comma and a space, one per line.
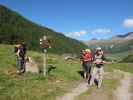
15, 42, 26, 74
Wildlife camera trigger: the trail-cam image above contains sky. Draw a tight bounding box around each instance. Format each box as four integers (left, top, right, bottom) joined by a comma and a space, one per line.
0, 0, 133, 40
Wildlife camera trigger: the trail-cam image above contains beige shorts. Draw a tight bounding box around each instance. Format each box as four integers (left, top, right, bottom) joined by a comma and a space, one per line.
91, 65, 104, 81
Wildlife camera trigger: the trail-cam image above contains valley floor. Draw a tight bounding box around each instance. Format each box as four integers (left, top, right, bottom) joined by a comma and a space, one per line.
0, 45, 133, 100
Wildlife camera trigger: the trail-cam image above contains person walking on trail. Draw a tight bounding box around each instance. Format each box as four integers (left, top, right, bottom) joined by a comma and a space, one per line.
14, 42, 26, 74
90, 47, 105, 88
80, 49, 93, 83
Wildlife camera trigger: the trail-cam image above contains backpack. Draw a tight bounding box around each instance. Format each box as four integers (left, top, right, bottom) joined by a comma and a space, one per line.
14, 46, 18, 53
19, 47, 25, 58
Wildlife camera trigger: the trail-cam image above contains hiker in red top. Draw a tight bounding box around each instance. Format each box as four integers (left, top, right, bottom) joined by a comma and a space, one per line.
80, 49, 93, 83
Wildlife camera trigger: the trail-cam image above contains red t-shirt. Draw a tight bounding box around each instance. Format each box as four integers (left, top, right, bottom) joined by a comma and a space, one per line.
82, 52, 93, 62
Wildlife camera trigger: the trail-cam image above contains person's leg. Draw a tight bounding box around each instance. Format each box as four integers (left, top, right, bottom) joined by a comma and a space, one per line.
83, 63, 88, 80
90, 67, 97, 86
87, 63, 92, 83
21, 57, 25, 73
17, 57, 22, 73
97, 67, 104, 88
87, 72, 91, 80
84, 72, 87, 79
87, 72, 91, 84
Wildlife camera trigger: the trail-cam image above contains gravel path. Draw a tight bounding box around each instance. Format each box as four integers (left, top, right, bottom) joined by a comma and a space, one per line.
58, 70, 132, 100
114, 71, 132, 100
58, 82, 89, 100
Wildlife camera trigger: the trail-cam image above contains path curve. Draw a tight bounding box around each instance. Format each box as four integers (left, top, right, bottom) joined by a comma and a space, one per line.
58, 70, 132, 100
58, 82, 88, 100
114, 71, 132, 100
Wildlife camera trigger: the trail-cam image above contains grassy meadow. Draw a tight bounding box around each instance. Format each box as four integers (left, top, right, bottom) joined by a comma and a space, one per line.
0, 44, 133, 100
0, 44, 83, 100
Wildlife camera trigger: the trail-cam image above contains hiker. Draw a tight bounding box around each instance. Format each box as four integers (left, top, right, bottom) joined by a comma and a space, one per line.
90, 47, 105, 88
80, 49, 93, 83
14, 42, 26, 74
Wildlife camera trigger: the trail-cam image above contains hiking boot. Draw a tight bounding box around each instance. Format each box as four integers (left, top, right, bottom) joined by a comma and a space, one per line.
88, 80, 90, 85
89, 81, 93, 86
97, 85, 101, 88
20, 69, 25, 73
97, 82, 101, 88
16, 70, 21, 74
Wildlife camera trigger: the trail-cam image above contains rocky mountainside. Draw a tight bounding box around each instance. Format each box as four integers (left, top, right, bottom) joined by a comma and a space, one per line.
85, 32, 133, 53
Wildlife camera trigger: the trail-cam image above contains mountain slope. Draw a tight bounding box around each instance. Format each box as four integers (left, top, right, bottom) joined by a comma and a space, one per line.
121, 53, 133, 62
0, 5, 87, 54
115, 32, 133, 39
85, 32, 133, 53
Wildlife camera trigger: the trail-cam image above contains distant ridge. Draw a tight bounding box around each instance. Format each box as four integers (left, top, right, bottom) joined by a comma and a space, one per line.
116, 32, 133, 38
85, 32, 133, 53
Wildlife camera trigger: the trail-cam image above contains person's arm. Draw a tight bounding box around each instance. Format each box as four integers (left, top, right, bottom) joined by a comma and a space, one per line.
80, 57, 83, 64
16, 49, 20, 57
92, 54, 96, 63
102, 55, 105, 60
101, 55, 106, 64
91, 53, 94, 62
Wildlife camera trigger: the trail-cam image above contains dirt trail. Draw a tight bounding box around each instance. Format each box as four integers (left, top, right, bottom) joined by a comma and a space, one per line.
58, 70, 132, 100
114, 71, 132, 100
58, 82, 89, 100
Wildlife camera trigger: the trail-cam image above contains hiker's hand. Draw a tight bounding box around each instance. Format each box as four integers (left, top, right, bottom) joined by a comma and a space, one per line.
49, 46, 52, 48
15, 52, 19, 57
102, 61, 105, 64
93, 61, 104, 64
93, 61, 97, 64
80, 61, 83, 64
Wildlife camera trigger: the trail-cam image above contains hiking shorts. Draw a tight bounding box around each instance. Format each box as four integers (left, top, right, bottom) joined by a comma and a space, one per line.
90, 66, 104, 88
92, 66, 104, 77
82, 62, 92, 73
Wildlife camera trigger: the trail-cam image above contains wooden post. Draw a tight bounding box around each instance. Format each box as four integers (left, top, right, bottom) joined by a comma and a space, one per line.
43, 49, 47, 76
40, 35, 50, 76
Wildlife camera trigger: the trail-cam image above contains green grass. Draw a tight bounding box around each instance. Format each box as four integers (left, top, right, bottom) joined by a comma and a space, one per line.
121, 53, 133, 63
0, 44, 133, 100
106, 51, 130, 62
105, 63, 133, 74
104, 63, 133, 99
131, 81, 133, 100
0, 44, 82, 100
102, 79, 119, 98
